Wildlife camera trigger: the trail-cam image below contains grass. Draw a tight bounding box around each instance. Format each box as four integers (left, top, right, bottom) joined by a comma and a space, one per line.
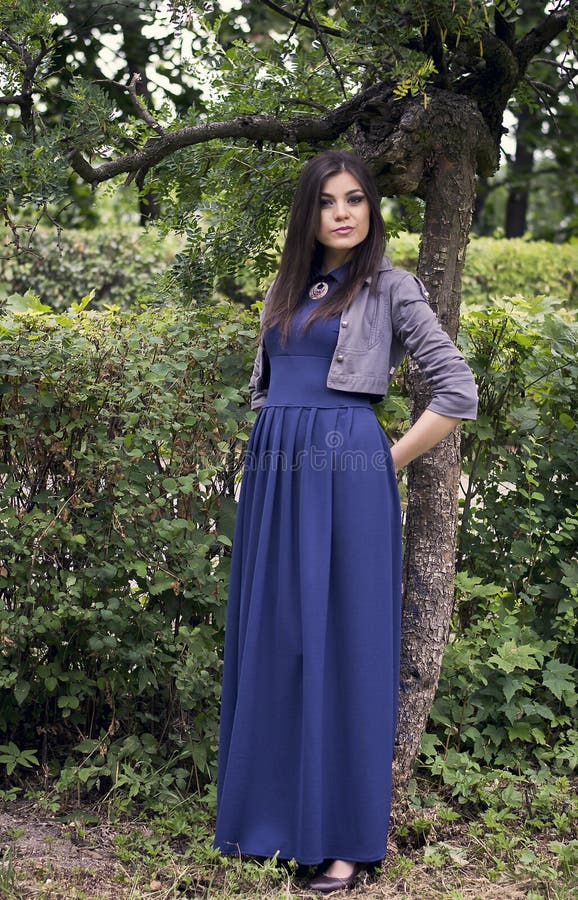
0, 776, 577, 899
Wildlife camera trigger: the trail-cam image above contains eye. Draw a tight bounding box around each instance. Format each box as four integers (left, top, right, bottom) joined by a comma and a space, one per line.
348, 194, 365, 205
320, 197, 333, 208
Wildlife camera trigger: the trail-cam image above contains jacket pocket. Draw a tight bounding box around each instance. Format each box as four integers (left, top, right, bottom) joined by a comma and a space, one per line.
368, 284, 390, 349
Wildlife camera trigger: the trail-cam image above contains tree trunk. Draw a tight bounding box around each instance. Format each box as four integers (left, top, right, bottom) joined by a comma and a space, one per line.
505, 107, 534, 238
392, 137, 478, 788
472, 175, 492, 234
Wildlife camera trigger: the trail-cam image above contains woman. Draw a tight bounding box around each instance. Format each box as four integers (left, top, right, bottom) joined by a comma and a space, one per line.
214, 151, 477, 894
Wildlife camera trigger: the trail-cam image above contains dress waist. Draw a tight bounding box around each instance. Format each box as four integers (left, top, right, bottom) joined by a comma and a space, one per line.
263, 355, 372, 409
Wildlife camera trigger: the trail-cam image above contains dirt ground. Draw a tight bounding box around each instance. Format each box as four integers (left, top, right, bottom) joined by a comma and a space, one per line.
0, 802, 127, 899
0, 800, 565, 899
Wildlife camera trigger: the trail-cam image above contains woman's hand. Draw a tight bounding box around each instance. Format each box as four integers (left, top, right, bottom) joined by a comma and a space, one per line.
390, 410, 462, 473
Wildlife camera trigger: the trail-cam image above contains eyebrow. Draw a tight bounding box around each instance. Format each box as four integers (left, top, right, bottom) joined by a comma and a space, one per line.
320, 189, 365, 197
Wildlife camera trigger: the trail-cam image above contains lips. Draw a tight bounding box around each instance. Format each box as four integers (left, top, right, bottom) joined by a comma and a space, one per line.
333, 227, 354, 235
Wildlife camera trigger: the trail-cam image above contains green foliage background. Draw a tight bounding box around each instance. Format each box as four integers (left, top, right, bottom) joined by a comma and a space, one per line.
1, 230, 576, 312
0, 297, 256, 798
0, 235, 577, 807
424, 293, 578, 796
0, 226, 181, 312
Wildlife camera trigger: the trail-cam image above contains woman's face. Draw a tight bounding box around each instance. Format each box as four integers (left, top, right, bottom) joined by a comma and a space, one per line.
315, 170, 370, 269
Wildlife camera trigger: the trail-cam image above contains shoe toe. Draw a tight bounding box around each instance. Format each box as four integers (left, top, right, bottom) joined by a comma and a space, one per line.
307, 864, 360, 894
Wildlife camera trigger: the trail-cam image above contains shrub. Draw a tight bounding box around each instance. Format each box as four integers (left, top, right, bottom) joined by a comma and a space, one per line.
388, 234, 578, 306
2, 228, 575, 317
1, 268, 577, 803
0, 226, 181, 312
421, 294, 578, 793
0, 296, 257, 797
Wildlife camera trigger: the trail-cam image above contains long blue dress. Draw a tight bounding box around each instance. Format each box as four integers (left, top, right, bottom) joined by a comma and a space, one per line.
214, 274, 402, 865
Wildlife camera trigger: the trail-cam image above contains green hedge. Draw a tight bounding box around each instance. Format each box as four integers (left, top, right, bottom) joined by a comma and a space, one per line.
0, 298, 256, 797
423, 293, 578, 792
1, 226, 576, 314
0, 226, 181, 311
1, 284, 576, 802
388, 234, 578, 306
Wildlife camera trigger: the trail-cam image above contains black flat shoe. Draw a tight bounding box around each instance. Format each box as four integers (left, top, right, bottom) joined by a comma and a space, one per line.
307, 863, 361, 894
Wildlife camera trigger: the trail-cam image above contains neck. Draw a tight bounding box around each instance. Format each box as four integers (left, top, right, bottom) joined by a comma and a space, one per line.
320, 249, 352, 274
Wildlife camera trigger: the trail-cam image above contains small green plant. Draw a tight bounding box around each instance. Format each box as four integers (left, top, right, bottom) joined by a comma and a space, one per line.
395, 815, 433, 848
548, 840, 578, 877
385, 854, 415, 879
0, 847, 17, 897
0, 743, 39, 775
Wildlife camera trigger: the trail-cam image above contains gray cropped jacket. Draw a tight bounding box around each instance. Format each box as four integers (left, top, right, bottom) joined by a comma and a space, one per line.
248, 256, 478, 420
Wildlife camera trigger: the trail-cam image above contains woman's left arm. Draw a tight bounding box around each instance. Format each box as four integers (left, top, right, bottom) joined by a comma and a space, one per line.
390, 410, 461, 473
388, 273, 479, 472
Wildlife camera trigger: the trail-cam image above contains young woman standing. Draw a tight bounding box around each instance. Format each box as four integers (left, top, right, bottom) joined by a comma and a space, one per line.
214, 151, 477, 894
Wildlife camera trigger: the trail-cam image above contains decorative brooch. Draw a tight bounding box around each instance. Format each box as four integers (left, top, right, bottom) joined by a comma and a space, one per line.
308, 281, 329, 300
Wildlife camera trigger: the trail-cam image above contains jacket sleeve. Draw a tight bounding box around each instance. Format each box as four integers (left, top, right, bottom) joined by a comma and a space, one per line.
248, 341, 270, 410
391, 273, 478, 420
248, 283, 273, 410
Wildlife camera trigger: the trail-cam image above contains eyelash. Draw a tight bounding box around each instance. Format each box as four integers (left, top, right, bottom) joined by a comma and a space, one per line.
320, 195, 365, 208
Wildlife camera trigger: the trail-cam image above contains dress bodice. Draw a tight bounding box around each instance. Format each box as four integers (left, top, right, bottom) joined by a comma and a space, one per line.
264, 297, 341, 361
263, 295, 371, 409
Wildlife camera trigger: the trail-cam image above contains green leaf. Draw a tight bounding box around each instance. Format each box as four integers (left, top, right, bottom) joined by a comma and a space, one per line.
6, 293, 52, 315
542, 660, 577, 703
70, 289, 96, 314
415, 731, 440, 759
488, 641, 542, 674
506, 721, 533, 742
13, 680, 31, 706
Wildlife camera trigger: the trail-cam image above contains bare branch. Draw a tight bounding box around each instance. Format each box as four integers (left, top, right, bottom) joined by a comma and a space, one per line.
527, 79, 558, 120
286, 1, 309, 41
515, 7, 570, 74
0, 93, 26, 106
260, 0, 344, 39
127, 73, 166, 135
304, 0, 347, 99
527, 70, 577, 98
280, 97, 330, 112
534, 56, 577, 73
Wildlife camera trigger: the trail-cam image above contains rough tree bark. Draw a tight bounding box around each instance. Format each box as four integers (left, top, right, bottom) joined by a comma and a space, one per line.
359, 94, 494, 787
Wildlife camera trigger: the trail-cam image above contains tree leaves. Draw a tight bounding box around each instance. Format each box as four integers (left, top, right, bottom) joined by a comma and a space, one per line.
542, 660, 578, 706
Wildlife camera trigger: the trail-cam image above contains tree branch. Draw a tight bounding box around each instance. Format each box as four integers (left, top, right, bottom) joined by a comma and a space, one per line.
126, 73, 166, 135
66, 114, 340, 184
260, 0, 344, 38
0, 93, 26, 106
0, 28, 53, 131
303, 0, 346, 99
515, 7, 570, 74
281, 97, 331, 112
65, 84, 385, 186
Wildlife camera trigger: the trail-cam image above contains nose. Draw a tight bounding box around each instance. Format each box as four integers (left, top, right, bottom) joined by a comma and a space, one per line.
333, 201, 350, 220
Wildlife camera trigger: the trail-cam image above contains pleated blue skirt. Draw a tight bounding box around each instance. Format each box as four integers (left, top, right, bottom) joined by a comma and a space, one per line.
214, 306, 402, 865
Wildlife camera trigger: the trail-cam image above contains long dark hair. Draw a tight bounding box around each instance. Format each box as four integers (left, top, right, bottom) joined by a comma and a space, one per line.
261, 150, 385, 345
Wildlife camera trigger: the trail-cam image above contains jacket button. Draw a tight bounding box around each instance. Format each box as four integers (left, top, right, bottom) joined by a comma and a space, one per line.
341, 320, 348, 328
336, 353, 344, 362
